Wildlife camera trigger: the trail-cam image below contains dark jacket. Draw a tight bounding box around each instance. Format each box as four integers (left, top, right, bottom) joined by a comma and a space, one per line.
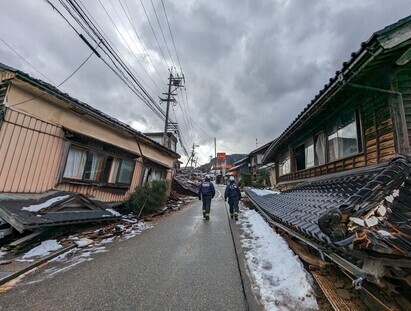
224, 182, 241, 200
198, 179, 216, 199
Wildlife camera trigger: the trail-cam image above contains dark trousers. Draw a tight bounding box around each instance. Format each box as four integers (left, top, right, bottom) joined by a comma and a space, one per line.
228, 197, 239, 215
202, 196, 212, 214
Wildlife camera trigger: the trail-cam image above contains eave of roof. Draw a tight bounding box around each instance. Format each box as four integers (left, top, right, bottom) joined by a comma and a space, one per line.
263, 15, 411, 163
0, 63, 180, 159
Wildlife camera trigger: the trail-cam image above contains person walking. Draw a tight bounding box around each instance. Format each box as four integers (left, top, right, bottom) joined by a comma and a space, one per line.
198, 174, 215, 220
224, 176, 241, 220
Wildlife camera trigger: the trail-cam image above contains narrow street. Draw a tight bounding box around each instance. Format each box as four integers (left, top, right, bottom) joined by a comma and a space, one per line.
0, 185, 259, 311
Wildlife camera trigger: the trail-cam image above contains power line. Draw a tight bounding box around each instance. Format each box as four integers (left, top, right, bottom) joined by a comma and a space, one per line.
119, 0, 167, 88
139, 0, 169, 69
0, 38, 55, 84
160, 0, 181, 69
53, 0, 169, 122
150, 0, 174, 68
104, 0, 163, 95
12, 45, 98, 107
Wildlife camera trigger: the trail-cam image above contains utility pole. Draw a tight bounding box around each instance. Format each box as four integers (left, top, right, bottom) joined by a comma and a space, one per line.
214, 137, 217, 179
256, 138, 258, 148
185, 143, 199, 168
161, 70, 184, 147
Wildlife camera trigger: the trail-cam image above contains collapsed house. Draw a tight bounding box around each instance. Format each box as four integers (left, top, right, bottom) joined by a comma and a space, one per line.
246, 16, 411, 310
0, 63, 179, 236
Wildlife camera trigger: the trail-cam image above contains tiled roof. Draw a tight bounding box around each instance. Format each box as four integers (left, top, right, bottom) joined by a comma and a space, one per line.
246, 156, 411, 257
0, 190, 121, 233
172, 176, 199, 197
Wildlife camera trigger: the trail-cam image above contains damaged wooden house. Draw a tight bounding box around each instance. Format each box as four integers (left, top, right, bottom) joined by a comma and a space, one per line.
246, 16, 411, 310
0, 63, 179, 238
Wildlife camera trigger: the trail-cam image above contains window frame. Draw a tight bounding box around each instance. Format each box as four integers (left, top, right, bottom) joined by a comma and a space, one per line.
326, 109, 362, 163
278, 150, 291, 177
61, 143, 135, 188
294, 137, 314, 172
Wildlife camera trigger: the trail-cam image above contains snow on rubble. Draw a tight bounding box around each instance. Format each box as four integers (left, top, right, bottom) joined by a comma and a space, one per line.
18, 220, 155, 286
250, 189, 280, 196
19, 240, 63, 262
21, 195, 70, 212
239, 209, 318, 311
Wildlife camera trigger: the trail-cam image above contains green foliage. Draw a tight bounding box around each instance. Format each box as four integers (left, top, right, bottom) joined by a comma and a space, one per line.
256, 170, 268, 184
126, 180, 170, 216
251, 182, 265, 189
252, 170, 268, 189
241, 173, 252, 187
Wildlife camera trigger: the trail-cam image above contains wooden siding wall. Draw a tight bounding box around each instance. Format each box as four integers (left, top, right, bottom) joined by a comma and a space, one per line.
278, 96, 396, 183
395, 68, 411, 150
0, 108, 145, 202
0, 108, 65, 193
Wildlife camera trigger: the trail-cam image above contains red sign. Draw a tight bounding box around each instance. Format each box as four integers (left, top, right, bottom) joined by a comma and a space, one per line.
217, 152, 226, 160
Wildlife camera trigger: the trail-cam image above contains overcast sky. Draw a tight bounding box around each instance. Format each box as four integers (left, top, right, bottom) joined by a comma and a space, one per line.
0, 0, 410, 165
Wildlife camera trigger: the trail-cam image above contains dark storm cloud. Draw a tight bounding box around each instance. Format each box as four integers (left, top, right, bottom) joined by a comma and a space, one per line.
1, 0, 410, 163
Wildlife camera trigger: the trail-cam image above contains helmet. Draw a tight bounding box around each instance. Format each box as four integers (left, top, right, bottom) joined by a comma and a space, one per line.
229, 176, 235, 181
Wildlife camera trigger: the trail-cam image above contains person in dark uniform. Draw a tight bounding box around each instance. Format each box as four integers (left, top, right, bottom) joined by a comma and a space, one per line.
198, 175, 216, 220
224, 176, 241, 220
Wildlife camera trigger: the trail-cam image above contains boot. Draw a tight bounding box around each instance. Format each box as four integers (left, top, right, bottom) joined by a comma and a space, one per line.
234, 213, 238, 221
205, 213, 210, 220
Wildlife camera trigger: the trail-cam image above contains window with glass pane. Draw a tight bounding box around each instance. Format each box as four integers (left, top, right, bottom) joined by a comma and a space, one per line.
295, 138, 314, 171
328, 111, 359, 162
314, 132, 326, 166
305, 140, 314, 168
84, 152, 105, 181
117, 160, 134, 184
63, 147, 87, 179
278, 151, 290, 176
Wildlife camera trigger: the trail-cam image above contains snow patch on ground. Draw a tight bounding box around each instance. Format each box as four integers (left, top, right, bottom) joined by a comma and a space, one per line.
20, 221, 155, 286
21, 195, 70, 212
250, 189, 280, 196
240, 209, 318, 311
21, 240, 62, 260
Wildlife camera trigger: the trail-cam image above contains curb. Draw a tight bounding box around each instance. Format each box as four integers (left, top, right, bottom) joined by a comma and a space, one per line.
0, 243, 76, 286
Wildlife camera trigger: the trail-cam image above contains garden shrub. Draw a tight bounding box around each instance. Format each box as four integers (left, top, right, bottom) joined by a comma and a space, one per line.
126, 180, 169, 216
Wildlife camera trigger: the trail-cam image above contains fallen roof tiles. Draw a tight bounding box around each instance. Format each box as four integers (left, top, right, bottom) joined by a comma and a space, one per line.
246, 155, 411, 258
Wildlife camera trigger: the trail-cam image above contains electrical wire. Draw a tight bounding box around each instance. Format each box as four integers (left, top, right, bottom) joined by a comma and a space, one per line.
57, 0, 169, 121
0, 39, 55, 84
150, 0, 174, 68
119, 0, 167, 88
11, 45, 98, 107
160, 0, 181, 69
139, 0, 169, 69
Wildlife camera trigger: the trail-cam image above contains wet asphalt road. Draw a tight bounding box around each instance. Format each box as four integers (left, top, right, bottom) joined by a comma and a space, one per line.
0, 185, 258, 311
